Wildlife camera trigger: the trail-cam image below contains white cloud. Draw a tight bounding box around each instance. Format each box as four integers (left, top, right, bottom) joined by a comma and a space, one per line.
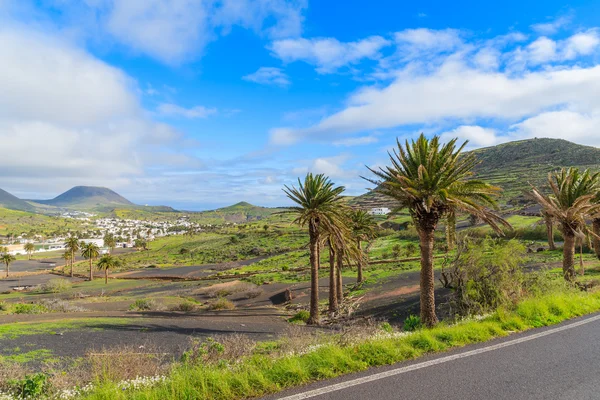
510, 110, 600, 146
292, 154, 354, 179
35, 0, 307, 65
270, 35, 391, 73
0, 27, 138, 126
243, 67, 290, 86
531, 15, 572, 35
526, 37, 557, 64
333, 135, 379, 147
270, 60, 600, 144
0, 24, 199, 198
440, 126, 503, 148
519, 30, 600, 66
564, 30, 600, 59
157, 103, 217, 119
394, 28, 462, 56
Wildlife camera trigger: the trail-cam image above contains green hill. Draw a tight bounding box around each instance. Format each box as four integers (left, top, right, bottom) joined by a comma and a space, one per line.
0, 188, 36, 212
34, 186, 134, 210
189, 202, 284, 224
350, 138, 600, 211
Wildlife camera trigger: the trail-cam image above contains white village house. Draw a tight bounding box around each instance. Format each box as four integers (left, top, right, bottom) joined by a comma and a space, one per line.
368, 207, 391, 216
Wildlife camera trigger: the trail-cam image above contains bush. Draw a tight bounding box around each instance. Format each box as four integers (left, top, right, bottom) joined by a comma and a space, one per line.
9, 373, 48, 398
42, 278, 72, 293
380, 322, 393, 333
440, 237, 529, 316
38, 298, 87, 313
0, 302, 7, 312
129, 299, 155, 311
12, 303, 48, 314
403, 315, 422, 331
172, 301, 198, 312
208, 298, 235, 311
288, 310, 310, 324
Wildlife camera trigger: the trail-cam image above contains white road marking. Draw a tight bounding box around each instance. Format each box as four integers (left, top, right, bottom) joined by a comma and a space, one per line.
276, 313, 600, 400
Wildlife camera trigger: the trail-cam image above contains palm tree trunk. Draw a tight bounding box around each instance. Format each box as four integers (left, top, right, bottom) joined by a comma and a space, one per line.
563, 228, 576, 281
545, 214, 556, 251
307, 222, 320, 325
446, 210, 456, 251
70, 250, 74, 278
105, 268, 108, 285
336, 248, 343, 303
5, 263, 8, 278
328, 241, 338, 314
356, 240, 364, 283
593, 219, 600, 259
89, 258, 93, 281
418, 224, 438, 327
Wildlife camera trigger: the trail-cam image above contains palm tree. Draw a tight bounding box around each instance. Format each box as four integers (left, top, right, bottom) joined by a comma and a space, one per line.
349, 209, 377, 283
103, 233, 116, 255
97, 255, 121, 284
325, 236, 338, 314
81, 242, 100, 281
1, 254, 15, 278
61, 251, 71, 273
24, 243, 35, 260
542, 211, 557, 251
531, 168, 600, 281
283, 173, 347, 325
593, 216, 600, 260
366, 134, 508, 327
64, 237, 80, 278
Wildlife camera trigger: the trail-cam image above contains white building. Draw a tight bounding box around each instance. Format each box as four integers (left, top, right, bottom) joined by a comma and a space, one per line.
368, 207, 391, 216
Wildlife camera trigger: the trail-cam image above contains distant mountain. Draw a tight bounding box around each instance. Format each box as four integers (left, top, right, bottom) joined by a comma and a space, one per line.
350, 138, 600, 210
0, 188, 36, 212
34, 186, 134, 210
191, 201, 284, 224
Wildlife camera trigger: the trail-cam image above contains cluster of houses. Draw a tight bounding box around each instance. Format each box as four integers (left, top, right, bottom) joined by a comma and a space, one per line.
4, 216, 202, 256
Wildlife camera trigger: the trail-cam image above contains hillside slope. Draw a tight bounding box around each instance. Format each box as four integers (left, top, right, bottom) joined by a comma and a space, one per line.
0, 188, 36, 212
350, 138, 600, 210
189, 202, 284, 224
35, 186, 133, 209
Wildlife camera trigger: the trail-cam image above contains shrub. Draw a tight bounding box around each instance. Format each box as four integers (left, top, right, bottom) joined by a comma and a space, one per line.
42, 278, 72, 293
172, 301, 197, 312
440, 237, 528, 316
9, 373, 48, 398
129, 299, 155, 311
380, 322, 393, 333
0, 302, 7, 312
208, 298, 235, 311
38, 298, 87, 313
403, 315, 422, 331
12, 303, 48, 314
288, 310, 310, 324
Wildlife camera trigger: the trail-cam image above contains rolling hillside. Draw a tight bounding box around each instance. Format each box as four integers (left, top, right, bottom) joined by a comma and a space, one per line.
350, 138, 600, 211
0, 188, 36, 212
189, 202, 284, 224
34, 186, 133, 209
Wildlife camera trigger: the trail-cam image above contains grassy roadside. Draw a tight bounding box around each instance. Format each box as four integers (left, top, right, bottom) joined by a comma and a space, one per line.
81, 289, 600, 400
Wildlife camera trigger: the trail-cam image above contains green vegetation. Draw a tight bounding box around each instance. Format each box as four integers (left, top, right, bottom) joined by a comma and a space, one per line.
0, 318, 133, 339
78, 290, 600, 400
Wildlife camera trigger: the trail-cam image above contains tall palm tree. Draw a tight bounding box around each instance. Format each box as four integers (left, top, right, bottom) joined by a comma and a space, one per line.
1, 254, 15, 278
61, 251, 71, 274
81, 242, 100, 281
349, 209, 377, 283
97, 255, 121, 285
366, 134, 509, 327
593, 216, 600, 260
64, 237, 80, 278
283, 173, 347, 325
24, 243, 35, 260
531, 168, 600, 281
325, 237, 338, 314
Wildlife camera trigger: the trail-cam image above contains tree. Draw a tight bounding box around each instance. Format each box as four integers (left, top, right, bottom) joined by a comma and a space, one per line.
24, 243, 35, 260
349, 209, 377, 283
531, 168, 600, 281
64, 237, 80, 278
103, 233, 116, 255
542, 211, 557, 251
366, 134, 508, 327
283, 173, 347, 325
81, 242, 100, 281
134, 239, 147, 251
1, 253, 15, 278
97, 255, 121, 285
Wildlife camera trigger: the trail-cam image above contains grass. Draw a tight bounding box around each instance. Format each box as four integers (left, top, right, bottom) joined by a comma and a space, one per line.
0, 349, 56, 364
0, 318, 134, 339
79, 288, 600, 400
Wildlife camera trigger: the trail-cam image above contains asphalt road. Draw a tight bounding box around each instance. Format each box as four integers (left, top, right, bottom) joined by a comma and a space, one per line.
268, 313, 600, 400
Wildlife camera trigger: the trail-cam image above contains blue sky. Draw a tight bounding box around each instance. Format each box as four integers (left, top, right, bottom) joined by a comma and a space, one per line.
2, 0, 600, 210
